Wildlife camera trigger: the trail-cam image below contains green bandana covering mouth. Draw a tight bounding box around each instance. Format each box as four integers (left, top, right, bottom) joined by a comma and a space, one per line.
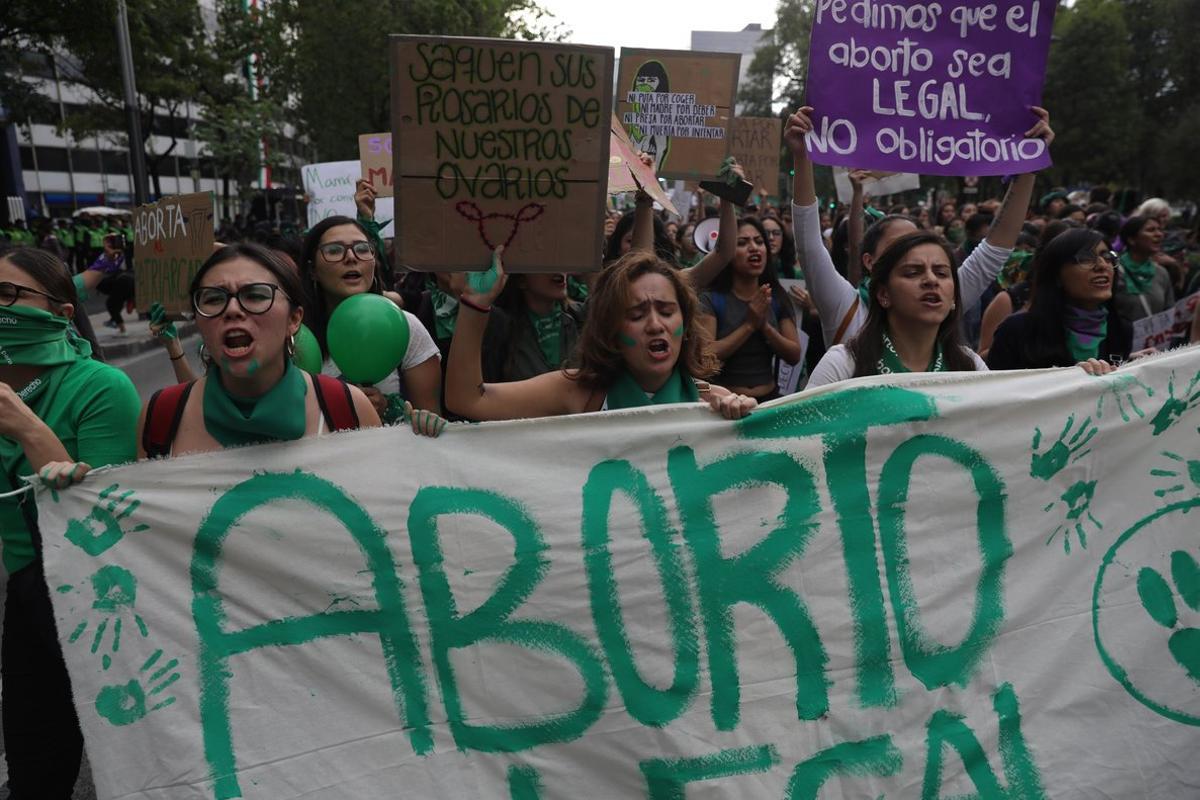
0, 304, 91, 368
202, 360, 309, 447
527, 308, 561, 367
876, 328, 946, 375
1118, 252, 1157, 296
604, 365, 700, 410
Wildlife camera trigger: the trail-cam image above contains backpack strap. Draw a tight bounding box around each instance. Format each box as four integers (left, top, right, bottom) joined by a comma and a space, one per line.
709, 292, 726, 327
312, 374, 361, 432
832, 298, 860, 346
143, 382, 195, 459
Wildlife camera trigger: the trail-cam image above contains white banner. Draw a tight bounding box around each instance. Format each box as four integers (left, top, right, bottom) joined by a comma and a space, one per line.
37, 347, 1200, 799
1133, 290, 1199, 352
302, 160, 394, 237
833, 168, 921, 205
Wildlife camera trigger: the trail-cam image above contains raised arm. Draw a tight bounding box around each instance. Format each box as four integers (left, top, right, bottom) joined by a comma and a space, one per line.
684, 194, 737, 290
846, 170, 869, 287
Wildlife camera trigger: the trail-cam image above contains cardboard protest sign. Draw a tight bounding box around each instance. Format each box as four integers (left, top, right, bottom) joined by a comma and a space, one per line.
607, 114, 678, 216
1133, 290, 1200, 351
302, 160, 395, 237
730, 116, 783, 197
132, 193, 214, 314
390, 36, 613, 273
806, 0, 1058, 176
39, 347, 1200, 799
358, 133, 394, 198
616, 49, 740, 181
833, 167, 922, 204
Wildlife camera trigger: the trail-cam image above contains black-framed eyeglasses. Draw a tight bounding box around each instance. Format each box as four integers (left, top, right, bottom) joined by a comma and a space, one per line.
192, 283, 285, 318
1072, 249, 1118, 269
318, 241, 374, 261
0, 281, 65, 307
764, 229, 784, 239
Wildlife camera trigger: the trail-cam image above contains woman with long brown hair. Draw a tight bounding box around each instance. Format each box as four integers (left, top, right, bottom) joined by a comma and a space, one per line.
445, 247, 756, 419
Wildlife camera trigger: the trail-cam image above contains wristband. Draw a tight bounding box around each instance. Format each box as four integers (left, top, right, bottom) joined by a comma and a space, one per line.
169, 352, 186, 361
459, 295, 491, 314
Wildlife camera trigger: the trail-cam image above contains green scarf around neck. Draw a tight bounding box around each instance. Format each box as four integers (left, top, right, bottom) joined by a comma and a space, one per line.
1119, 252, 1157, 296
426, 278, 459, 340
203, 360, 309, 447
876, 328, 946, 375
605, 365, 699, 410
528, 308, 561, 367
856, 276, 871, 306
0, 304, 91, 369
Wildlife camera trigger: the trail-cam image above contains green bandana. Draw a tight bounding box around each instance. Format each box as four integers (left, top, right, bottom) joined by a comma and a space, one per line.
528, 309, 561, 367
202, 361, 309, 447
1119, 252, 1157, 295
605, 366, 700, 410
426, 278, 459, 340
567, 275, 589, 302
998, 250, 1034, 289
0, 304, 91, 368
877, 328, 945, 375
856, 276, 871, 306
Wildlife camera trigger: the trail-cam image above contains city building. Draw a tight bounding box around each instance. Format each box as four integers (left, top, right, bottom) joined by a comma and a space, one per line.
690, 23, 772, 113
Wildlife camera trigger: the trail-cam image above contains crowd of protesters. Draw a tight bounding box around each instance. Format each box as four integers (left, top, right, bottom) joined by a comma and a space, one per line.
2, 100, 1200, 796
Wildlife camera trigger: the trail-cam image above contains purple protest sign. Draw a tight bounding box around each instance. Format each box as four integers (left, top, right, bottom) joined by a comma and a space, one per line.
805, 0, 1058, 176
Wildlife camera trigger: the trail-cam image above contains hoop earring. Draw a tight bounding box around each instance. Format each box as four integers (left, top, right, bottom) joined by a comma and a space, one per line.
287, 334, 296, 359
198, 342, 213, 368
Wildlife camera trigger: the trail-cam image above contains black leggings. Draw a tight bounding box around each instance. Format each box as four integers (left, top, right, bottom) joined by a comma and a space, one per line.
97, 272, 136, 326
1, 560, 84, 798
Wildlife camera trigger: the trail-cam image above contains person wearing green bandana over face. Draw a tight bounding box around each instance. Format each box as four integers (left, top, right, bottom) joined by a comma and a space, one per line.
987, 229, 1131, 375
446, 247, 756, 421
808, 231, 989, 388
0, 246, 139, 798
1113, 216, 1174, 324
136, 244, 388, 457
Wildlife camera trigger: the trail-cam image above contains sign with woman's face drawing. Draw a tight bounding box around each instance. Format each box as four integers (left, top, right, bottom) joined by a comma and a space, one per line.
616, 49, 740, 181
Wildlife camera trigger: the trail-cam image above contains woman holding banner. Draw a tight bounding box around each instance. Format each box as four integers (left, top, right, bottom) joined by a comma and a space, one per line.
806, 231, 987, 387
137, 244, 387, 458
783, 105, 1053, 350
445, 247, 756, 420
300, 217, 442, 424
699, 216, 802, 401
986, 229, 1130, 372
0, 246, 140, 798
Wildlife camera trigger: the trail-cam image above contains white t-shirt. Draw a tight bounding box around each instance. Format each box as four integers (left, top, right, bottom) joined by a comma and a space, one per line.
807, 343, 988, 389
321, 308, 440, 395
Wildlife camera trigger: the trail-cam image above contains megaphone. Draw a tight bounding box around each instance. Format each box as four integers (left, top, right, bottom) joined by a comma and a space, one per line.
693, 217, 721, 254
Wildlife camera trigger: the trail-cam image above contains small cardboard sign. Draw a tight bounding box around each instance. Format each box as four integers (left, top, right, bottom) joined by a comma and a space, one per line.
607, 114, 678, 216
132, 192, 214, 314
1132, 290, 1199, 351
390, 35, 614, 273
730, 117, 783, 197
832, 168, 922, 204
616, 49, 740, 181
359, 133, 394, 198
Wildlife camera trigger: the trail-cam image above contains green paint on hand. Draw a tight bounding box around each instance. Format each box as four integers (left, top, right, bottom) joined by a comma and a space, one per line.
1029, 413, 1096, 480
1137, 550, 1200, 684
618, 333, 637, 348
1149, 370, 1200, 435
65, 482, 149, 557
94, 647, 180, 727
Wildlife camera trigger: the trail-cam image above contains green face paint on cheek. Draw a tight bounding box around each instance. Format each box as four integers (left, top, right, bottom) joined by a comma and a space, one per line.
672, 324, 685, 338
246, 359, 260, 376
618, 334, 637, 348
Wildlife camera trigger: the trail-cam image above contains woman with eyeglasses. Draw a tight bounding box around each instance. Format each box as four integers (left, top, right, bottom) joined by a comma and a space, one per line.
699, 216, 802, 401
0, 246, 140, 798
986, 228, 1129, 373
136, 244, 384, 459
300, 217, 442, 425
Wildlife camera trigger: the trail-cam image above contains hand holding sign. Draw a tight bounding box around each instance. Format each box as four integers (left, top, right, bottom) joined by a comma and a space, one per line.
354, 179, 377, 220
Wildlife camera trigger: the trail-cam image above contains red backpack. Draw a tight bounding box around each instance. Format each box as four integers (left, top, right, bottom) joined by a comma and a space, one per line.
143, 374, 360, 458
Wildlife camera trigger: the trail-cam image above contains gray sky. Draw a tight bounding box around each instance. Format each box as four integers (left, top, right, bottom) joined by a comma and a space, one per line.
536, 0, 779, 52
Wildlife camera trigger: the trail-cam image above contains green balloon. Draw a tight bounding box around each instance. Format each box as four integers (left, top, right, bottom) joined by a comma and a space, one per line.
293, 323, 323, 374
326, 294, 410, 384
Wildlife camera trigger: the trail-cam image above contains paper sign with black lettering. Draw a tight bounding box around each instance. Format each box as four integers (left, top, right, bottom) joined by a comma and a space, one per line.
390, 36, 613, 273
359, 133, 394, 198
302, 160, 395, 238
132, 193, 214, 314
806, 0, 1058, 176
36, 347, 1200, 799
616, 49, 740, 181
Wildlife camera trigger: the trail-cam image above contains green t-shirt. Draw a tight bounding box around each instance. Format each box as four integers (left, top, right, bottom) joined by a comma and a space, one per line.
0, 358, 140, 573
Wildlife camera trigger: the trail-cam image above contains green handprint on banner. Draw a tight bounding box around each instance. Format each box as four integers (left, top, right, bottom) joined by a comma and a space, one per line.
1096, 374, 1155, 422
1137, 551, 1200, 683
1030, 413, 1097, 480
1044, 480, 1101, 554
65, 483, 149, 557
1150, 370, 1200, 436
67, 565, 149, 670
1152, 451, 1200, 503
94, 648, 180, 726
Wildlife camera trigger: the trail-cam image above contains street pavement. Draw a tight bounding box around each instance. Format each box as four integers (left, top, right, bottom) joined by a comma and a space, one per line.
0, 310, 197, 799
